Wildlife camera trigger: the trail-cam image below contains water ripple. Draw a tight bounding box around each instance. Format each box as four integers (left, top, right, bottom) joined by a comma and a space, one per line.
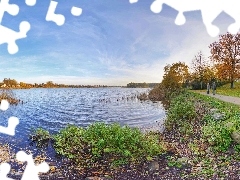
0, 88, 165, 144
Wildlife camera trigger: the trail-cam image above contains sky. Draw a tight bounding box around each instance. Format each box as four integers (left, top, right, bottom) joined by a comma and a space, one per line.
0, 0, 236, 85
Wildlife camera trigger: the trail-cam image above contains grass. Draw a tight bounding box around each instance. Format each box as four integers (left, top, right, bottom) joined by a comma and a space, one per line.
192, 82, 240, 98
162, 90, 240, 178
216, 82, 240, 97
189, 92, 240, 152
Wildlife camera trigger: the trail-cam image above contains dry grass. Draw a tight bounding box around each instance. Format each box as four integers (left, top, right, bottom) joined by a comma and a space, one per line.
0, 88, 20, 105
0, 144, 11, 163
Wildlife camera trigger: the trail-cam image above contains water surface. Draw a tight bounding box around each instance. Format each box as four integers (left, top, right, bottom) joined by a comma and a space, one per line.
0, 88, 165, 149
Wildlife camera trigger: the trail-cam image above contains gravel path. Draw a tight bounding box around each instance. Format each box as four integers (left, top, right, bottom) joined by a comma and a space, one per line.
199, 92, 240, 106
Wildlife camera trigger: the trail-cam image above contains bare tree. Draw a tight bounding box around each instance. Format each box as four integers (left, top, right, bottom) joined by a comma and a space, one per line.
191, 51, 212, 89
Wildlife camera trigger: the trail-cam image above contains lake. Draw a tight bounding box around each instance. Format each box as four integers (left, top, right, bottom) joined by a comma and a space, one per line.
0, 88, 166, 150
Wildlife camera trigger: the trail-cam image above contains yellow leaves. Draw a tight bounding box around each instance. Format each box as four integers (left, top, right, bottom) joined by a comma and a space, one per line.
162, 62, 190, 89
210, 32, 240, 82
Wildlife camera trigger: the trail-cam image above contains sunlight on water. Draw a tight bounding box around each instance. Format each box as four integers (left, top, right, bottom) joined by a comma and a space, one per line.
0, 88, 165, 145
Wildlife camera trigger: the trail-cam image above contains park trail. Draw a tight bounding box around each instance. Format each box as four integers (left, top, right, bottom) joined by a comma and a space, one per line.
199, 92, 240, 106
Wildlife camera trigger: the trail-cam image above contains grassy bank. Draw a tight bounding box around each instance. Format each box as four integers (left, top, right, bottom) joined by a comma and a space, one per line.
214, 82, 240, 97
193, 82, 240, 98
30, 123, 166, 178
19, 90, 240, 179
160, 90, 240, 179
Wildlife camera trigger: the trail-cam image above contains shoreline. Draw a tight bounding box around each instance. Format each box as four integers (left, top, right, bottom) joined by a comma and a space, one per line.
1, 91, 240, 179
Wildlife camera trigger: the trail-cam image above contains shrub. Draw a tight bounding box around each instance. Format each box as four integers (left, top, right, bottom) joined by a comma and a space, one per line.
29, 128, 52, 148
148, 84, 166, 101
166, 92, 196, 130
53, 123, 164, 166
53, 125, 85, 160
137, 92, 149, 101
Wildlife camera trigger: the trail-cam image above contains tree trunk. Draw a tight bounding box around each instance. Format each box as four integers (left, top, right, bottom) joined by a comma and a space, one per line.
231, 81, 234, 89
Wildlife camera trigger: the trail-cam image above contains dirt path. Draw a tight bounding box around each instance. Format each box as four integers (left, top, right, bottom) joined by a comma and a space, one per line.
199, 92, 240, 106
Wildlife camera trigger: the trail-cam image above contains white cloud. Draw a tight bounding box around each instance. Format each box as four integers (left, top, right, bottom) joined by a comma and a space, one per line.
0, 2, 235, 86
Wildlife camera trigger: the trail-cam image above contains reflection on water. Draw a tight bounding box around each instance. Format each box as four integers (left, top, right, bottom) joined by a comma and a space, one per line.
0, 88, 165, 147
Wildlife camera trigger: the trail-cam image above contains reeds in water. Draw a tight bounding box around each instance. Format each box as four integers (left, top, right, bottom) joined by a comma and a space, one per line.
0, 88, 21, 105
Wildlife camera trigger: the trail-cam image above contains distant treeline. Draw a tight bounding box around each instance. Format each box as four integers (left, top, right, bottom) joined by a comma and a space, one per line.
126, 82, 159, 88
0, 78, 113, 89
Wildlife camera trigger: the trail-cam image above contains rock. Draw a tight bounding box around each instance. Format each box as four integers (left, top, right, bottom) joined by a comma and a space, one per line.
85, 177, 102, 180
205, 147, 211, 154
209, 108, 226, 120
148, 161, 159, 171
196, 167, 202, 172
225, 121, 235, 129
231, 131, 240, 144
212, 112, 225, 121
210, 108, 218, 114
177, 157, 189, 165
85, 177, 112, 180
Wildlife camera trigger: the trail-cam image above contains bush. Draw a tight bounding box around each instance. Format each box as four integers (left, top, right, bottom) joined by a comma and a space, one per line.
148, 84, 166, 101
29, 128, 52, 148
53, 125, 85, 160
53, 123, 165, 167
166, 92, 196, 130
137, 92, 149, 101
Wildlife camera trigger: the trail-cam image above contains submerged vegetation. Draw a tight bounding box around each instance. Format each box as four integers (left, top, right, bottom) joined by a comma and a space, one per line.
0, 88, 20, 105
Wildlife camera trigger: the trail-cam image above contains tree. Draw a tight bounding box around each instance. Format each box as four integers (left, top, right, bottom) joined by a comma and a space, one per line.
46, 81, 54, 88
191, 51, 214, 89
161, 62, 190, 90
209, 32, 240, 88
3, 78, 18, 87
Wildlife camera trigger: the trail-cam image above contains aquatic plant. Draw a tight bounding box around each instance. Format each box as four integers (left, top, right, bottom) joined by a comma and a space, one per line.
0, 88, 20, 105
29, 128, 52, 148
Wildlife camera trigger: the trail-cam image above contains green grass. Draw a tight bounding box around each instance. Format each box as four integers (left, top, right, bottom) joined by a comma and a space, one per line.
164, 90, 240, 178
218, 82, 240, 89
191, 82, 240, 98
189, 92, 240, 152
166, 90, 240, 152
216, 82, 240, 97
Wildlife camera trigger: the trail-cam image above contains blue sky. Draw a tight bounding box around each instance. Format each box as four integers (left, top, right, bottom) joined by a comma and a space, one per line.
0, 0, 235, 85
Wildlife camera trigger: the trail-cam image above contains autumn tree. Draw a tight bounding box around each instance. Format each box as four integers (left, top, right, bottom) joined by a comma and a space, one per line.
191, 51, 215, 89
46, 81, 54, 88
161, 62, 190, 90
209, 32, 240, 88
3, 78, 18, 87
